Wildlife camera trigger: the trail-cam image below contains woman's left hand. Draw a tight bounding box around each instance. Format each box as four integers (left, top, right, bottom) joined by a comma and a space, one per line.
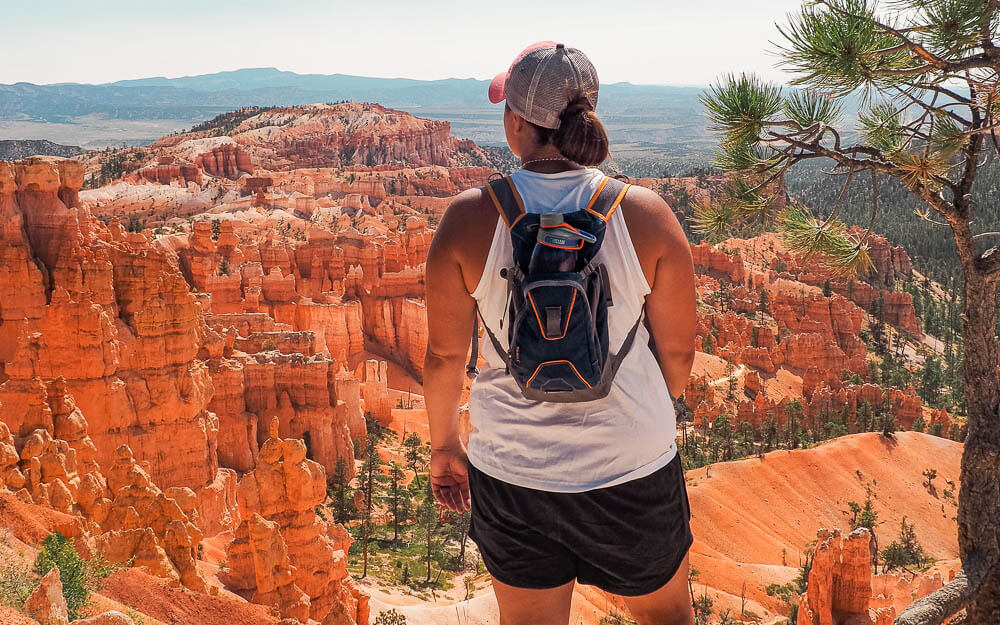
430, 445, 471, 513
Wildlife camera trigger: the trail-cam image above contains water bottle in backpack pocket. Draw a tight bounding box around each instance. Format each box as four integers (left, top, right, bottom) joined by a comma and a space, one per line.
527, 212, 596, 274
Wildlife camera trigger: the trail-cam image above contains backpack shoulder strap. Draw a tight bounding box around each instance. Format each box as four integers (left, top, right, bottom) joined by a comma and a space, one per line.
584, 176, 631, 222
485, 176, 526, 229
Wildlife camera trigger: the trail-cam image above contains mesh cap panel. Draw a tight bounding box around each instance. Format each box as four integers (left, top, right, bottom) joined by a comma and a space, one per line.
505, 44, 599, 130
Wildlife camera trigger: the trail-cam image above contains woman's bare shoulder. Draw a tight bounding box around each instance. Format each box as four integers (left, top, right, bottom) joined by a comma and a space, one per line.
433, 187, 487, 234
620, 184, 688, 255
429, 186, 499, 262
427, 186, 501, 292
620, 184, 674, 224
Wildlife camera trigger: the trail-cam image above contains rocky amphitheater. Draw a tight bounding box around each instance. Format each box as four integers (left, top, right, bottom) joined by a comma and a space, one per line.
0, 103, 967, 625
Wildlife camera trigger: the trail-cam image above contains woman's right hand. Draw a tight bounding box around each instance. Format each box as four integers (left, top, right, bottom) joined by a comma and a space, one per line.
430, 445, 471, 513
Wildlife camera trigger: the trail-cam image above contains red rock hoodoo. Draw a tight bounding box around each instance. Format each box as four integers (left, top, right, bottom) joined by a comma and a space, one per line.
797, 527, 945, 625
222, 418, 367, 624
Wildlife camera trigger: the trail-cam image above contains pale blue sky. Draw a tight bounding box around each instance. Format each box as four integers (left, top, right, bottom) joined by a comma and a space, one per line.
3, 0, 805, 86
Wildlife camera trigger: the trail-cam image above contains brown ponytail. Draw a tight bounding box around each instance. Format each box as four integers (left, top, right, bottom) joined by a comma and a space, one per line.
529, 95, 610, 166
552, 97, 609, 166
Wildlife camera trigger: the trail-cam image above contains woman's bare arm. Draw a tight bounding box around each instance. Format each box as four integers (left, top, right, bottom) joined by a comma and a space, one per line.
622, 186, 697, 398
423, 189, 484, 512
424, 193, 477, 449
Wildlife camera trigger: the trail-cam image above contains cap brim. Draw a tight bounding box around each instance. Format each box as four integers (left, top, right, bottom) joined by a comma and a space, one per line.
488, 71, 507, 104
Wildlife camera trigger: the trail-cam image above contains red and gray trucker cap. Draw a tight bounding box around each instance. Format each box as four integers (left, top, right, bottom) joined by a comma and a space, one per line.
488, 41, 600, 130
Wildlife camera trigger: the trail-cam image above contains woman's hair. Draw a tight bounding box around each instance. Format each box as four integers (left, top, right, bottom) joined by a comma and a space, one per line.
530, 93, 609, 166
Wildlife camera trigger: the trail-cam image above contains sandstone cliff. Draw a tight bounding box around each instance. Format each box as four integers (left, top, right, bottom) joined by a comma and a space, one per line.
1, 156, 369, 624
0, 157, 217, 492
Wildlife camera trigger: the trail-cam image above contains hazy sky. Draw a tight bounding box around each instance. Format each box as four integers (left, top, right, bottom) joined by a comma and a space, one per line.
3, 0, 806, 86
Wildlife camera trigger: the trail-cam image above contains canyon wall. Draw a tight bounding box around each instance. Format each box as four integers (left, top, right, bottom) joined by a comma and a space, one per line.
0, 156, 373, 623
0, 157, 217, 491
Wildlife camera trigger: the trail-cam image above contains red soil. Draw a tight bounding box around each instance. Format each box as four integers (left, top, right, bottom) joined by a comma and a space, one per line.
99, 568, 281, 625
690, 352, 730, 380
687, 431, 962, 619
0, 606, 38, 625
0, 491, 78, 544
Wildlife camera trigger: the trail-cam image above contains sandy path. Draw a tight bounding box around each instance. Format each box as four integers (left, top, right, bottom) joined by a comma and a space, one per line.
708, 363, 746, 387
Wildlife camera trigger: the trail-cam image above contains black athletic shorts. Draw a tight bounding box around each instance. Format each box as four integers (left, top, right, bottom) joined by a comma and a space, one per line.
467, 453, 693, 596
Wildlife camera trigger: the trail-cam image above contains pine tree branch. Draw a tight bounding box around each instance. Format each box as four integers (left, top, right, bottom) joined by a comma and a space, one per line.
813, 0, 1000, 78
893, 86, 973, 127
873, 42, 913, 56
894, 552, 993, 625
957, 81, 986, 207
766, 130, 887, 166
873, 54, 998, 77
858, 168, 879, 245
915, 210, 951, 227
981, 91, 1000, 155
840, 144, 891, 159
743, 149, 798, 194
873, 26, 944, 67
982, 0, 999, 50
764, 128, 957, 195
814, 0, 946, 66
762, 122, 887, 159
796, 152, 836, 161
946, 611, 968, 625
820, 124, 844, 151
905, 83, 972, 106
966, 121, 1000, 135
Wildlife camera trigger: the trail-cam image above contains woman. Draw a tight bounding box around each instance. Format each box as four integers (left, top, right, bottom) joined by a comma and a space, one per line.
424, 42, 696, 625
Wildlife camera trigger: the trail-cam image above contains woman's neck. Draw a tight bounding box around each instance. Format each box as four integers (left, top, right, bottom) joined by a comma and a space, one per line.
519, 147, 584, 174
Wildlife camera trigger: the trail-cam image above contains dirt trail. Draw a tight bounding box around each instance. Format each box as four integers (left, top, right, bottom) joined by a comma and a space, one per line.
708, 363, 746, 387
367, 585, 617, 625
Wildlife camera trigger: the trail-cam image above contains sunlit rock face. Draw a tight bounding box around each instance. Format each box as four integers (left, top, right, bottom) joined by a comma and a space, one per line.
0, 157, 217, 491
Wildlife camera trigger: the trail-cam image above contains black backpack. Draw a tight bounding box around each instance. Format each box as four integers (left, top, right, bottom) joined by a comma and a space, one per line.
466, 174, 646, 403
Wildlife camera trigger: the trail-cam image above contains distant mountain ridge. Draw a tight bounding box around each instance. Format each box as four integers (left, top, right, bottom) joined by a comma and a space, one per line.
3, 67, 703, 118
0, 68, 712, 161
104, 67, 489, 94
1, 67, 876, 172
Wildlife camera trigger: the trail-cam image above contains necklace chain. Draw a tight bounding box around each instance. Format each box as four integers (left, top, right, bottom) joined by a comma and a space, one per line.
521, 157, 572, 168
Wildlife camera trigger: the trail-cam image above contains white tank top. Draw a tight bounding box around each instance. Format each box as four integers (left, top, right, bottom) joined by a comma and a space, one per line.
467, 168, 677, 492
